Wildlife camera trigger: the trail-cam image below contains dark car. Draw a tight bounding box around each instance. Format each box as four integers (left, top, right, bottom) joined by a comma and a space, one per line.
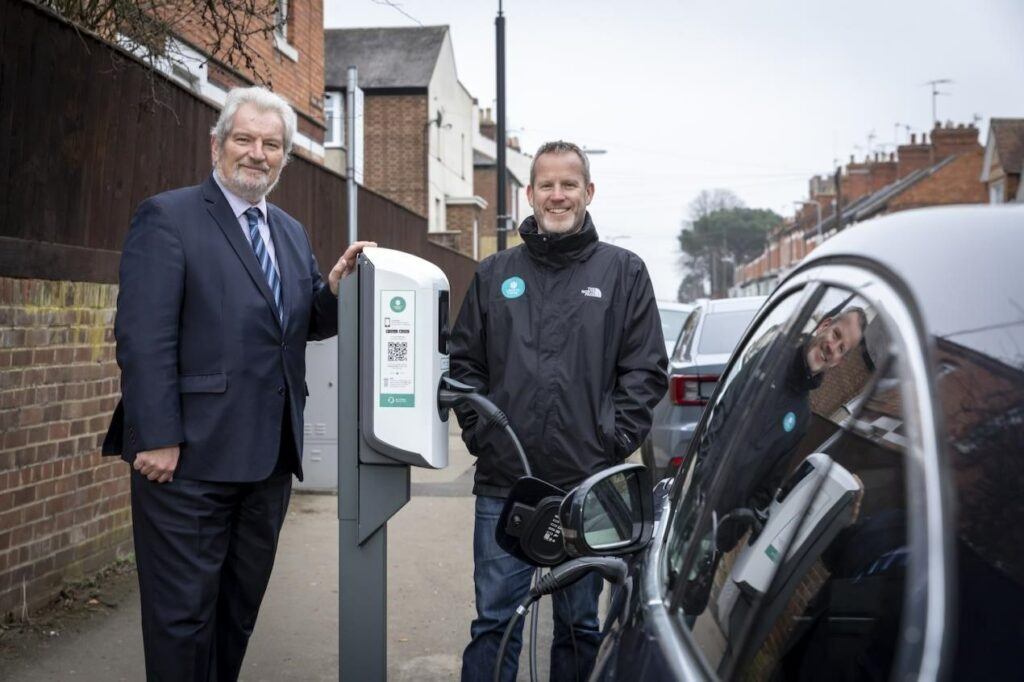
643, 296, 765, 481
555, 206, 1024, 681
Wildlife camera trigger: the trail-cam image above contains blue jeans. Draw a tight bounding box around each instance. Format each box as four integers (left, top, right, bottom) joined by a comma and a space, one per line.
461, 496, 604, 682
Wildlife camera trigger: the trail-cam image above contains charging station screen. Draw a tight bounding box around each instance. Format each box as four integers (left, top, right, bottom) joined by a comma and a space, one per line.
379, 290, 416, 407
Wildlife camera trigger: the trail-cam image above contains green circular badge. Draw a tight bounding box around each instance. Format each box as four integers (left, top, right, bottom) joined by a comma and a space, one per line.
501, 276, 526, 299
389, 296, 407, 313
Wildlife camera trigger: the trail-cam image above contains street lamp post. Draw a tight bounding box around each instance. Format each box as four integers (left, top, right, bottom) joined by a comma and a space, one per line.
495, 1, 508, 251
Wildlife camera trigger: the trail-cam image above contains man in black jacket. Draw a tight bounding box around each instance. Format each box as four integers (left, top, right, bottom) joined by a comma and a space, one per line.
450, 140, 668, 681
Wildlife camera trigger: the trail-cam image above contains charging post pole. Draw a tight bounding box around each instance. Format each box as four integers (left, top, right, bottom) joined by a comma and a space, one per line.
337, 248, 451, 681
337, 266, 407, 680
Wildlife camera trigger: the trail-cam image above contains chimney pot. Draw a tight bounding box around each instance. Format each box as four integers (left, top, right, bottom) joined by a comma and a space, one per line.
849, 154, 855, 163
910, 133, 916, 144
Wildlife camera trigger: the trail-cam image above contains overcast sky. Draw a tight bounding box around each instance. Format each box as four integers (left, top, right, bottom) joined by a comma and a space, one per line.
325, 0, 1024, 301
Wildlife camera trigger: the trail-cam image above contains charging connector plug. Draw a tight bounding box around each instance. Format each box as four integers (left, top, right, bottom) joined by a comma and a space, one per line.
437, 376, 531, 477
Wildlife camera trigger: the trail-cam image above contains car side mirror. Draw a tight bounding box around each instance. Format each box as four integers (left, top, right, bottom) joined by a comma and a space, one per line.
560, 463, 655, 559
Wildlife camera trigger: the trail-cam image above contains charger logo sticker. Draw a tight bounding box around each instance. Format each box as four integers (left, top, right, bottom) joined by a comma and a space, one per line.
501, 276, 526, 299
783, 411, 796, 432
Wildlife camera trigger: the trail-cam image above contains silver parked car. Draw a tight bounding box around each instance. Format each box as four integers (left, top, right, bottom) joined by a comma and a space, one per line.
643, 296, 765, 480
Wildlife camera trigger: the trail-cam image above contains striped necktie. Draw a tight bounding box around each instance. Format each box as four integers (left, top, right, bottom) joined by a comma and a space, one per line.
244, 207, 282, 322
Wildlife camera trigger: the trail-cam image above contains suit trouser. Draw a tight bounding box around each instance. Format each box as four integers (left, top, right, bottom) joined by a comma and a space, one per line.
130, 467, 292, 682
130, 398, 298, 682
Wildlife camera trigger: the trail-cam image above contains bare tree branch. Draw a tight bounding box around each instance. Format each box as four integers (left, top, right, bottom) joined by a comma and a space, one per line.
39, 0, 280, 89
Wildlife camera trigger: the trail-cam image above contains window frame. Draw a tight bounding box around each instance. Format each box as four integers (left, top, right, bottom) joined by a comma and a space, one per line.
323, 90, 344, 149
273, 0, 299, 62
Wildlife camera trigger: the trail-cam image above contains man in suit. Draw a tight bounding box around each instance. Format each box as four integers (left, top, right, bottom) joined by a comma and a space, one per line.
104, 86, 373, 681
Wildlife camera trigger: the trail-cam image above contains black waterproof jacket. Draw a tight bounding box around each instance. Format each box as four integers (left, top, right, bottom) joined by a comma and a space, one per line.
449, 213, 668, 497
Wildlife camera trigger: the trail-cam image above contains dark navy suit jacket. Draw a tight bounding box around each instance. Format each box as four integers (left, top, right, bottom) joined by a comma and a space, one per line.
103, 175, 337, 482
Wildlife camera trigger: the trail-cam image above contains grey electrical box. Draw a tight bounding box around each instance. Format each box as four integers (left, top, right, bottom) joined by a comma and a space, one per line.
296, 338, 339, 492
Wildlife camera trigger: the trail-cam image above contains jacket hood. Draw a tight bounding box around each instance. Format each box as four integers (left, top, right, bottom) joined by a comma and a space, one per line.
519, 213, 600, 268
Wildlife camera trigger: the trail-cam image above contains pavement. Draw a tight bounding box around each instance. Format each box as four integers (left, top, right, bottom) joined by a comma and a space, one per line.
0, 423, 563, 681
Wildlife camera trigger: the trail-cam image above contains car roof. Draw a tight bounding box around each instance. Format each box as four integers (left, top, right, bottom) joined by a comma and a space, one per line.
793, 204, 1024, 366
657, 301, 694, 312
704, 295, 766, 314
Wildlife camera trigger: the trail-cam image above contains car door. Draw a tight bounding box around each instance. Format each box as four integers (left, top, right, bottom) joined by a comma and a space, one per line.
600, 266, 951, 681
592, 287, 812, 680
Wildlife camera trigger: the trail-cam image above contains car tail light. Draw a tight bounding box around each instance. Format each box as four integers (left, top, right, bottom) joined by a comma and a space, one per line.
670, 374, 719, 406
669, 456, 685, 471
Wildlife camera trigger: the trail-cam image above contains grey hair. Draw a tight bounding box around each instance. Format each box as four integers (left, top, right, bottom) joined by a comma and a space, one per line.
530, 140, 591, 186
210, 86, 297, 156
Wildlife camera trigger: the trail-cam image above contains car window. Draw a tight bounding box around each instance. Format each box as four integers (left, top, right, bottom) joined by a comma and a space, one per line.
697, 308, 760, 355
661, 309, 689, 350
664, 286, 920, 681
673, 308, 702, 362
664, 290, 807, 595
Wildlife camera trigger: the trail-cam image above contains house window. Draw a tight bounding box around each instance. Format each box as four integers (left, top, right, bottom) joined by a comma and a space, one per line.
116, 35, 227, 106
275, 0, 289, 40
990, 179, 1005, 204
273, 0, 299, 62
324, 91, 344, 148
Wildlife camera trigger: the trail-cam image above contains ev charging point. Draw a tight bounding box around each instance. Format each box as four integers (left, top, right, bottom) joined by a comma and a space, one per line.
337, 247, 450, 681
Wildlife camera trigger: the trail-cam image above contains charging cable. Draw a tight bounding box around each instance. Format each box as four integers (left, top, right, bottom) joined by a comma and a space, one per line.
492, 558, 629, 682
437, 376, 532, 477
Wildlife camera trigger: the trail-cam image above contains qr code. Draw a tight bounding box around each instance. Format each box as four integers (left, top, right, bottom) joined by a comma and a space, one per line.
387, 341, 408, 362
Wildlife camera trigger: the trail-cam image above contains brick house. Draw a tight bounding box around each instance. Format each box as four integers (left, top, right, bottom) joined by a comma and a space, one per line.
121, 0, 328, 161
323, 26, 487, 257
734, 122, 986, 296
980, 118, 1024, 203
472, 107, 532, 259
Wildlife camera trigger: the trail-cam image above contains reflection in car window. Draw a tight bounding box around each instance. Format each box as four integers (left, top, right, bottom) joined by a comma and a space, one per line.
697, 309, 760, 355
938, 322, 1024, 678
665, 287, 918, 681
664, 292, 804, 599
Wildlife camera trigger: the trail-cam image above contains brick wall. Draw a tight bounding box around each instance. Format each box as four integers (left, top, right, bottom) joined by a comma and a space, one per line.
889, 148, 986, 211
472, 166, 524, 260
0, 277, 129, 619
444, 204, 480, 258
842, 160, 872, 204
868, 156, 898, 193
931, 122, 980, 160
363, 94, 429, 218
174, 0, 326, 140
